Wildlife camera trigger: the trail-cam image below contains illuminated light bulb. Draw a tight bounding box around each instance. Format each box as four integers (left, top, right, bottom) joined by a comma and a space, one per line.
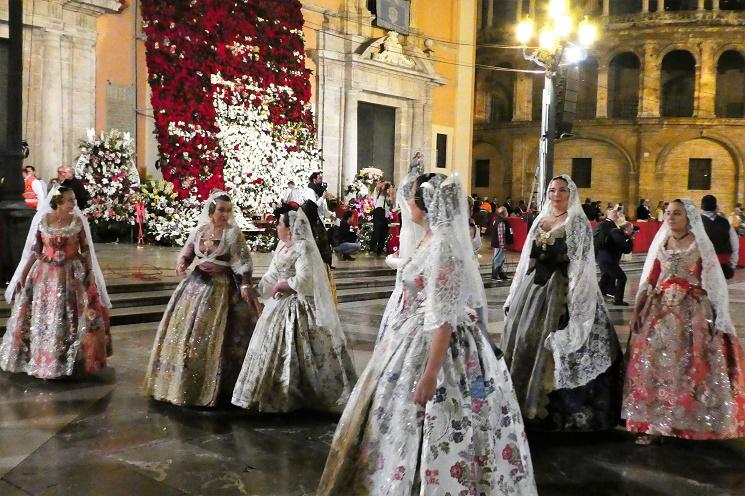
515, 17, 534, 45
565, 45, 587, 64
554, 15, 573, 38
578, 17, 597, 47
539, 27, 558, 52
548, 0, 568, 18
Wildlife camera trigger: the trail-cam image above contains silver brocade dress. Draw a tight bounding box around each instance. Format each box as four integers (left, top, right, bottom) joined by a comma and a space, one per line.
231, 240, 356, 413
144, 226, 257, 407
624, 240, 745, 439
0, 216, 111, 379
318, 239, 537, 496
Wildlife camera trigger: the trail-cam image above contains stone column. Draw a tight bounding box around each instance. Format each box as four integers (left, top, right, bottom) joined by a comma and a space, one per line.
516, 0, 522, 20
639, 45, 660, 118
698, 0, 705, 9
410, 100, 425, 160
657, 0, 665, 12
513, 72, 533, 121
529, 0, 536, 17
342, 89, 359, 190
596, 63, 609, 118
40, 30, 64, 179
603, 0, 610, 16
713, 0, 720, 10
487, 0, 494, 27
642, 0, 649, 13
696, 43, 716, 118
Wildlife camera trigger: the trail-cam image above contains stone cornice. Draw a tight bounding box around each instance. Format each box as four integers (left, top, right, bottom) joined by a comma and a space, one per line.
61, 0, 123, 16
606, 10, 745, 29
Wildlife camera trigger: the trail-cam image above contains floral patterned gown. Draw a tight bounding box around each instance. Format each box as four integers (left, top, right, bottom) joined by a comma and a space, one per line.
623, 240, 745, 439
0, 216, 111, 379
231, 240, 356, 413
318, 239, 537, 496
144, 226, 257, 407
501, 225, 623, 431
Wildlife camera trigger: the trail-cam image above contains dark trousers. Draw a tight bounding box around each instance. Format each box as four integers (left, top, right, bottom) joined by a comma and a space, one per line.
371, 207, 388, 255
598, 260, 627, 303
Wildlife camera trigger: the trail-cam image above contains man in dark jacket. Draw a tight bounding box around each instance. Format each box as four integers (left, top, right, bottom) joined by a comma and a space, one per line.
701, 194, 738, 279
331, 210, 361, 261
596, 210, 633, 305
56, 165, 90, 211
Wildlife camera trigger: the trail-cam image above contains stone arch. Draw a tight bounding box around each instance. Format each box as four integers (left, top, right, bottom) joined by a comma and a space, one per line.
656, 137, 740, 211
655, 132, 743, 179
601, 46, 644, 68
658, 43, 701, 67
660, 49, 697, 117
608, 52, 641, 118
715, 50, 745, 118
713, 43, 745, 62
553, 137, 632, 204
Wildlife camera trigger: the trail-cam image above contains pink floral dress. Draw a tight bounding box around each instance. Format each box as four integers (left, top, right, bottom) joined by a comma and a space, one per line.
623, 240, 745, 439
0, 216, 111, 378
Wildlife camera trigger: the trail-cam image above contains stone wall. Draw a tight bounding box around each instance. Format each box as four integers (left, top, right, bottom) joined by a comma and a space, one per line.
0, 0, 120, 183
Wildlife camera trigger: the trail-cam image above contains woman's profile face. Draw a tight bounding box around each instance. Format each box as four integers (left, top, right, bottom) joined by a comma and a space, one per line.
277, 214, 292, 242
409, 191, 425, 225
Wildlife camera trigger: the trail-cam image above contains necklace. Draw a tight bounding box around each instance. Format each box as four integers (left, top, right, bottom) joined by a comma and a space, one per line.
553, 211, 567, 218
672, 232, 690, 241
203, 228, 223, 251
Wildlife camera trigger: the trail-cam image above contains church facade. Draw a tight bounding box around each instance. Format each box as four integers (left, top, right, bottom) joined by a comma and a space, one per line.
1, 0, 477, 195
475, 0, 745, 214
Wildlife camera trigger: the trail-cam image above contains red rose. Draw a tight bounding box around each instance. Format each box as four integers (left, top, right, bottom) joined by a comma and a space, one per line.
502, 445, 514, 461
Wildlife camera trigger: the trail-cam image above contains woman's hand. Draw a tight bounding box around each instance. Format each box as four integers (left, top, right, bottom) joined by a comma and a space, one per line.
271, 280, 295, 298
241, 285, 261, 313
414, 371, 438, 406
176, 263, 187, 277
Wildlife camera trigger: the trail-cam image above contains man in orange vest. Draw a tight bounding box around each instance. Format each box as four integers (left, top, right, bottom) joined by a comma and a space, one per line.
21, 165, 47, 210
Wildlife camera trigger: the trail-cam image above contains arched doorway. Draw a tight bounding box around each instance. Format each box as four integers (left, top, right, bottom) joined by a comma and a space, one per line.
716, 50, 745, 118
661, 50, 696, 117
608, 52, 640, 118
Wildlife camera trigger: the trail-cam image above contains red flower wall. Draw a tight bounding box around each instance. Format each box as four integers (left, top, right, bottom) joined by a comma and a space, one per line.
141, 0, 314, 199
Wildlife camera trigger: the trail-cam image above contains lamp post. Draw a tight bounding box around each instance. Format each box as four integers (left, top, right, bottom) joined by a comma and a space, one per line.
515, 0, 597, 206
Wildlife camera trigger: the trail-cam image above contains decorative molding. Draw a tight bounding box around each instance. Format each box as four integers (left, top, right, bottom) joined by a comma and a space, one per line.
370, 31, 416, 69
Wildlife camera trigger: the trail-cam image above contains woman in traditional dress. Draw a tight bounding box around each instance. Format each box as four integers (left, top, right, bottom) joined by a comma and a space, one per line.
502, 175, 623, 431
375, 160, 425, 344
144, 191, 259, 407
318, 174, 537, 495
231, 205, 356, 413
624, 199, 745, 443
1, 186, 112, 379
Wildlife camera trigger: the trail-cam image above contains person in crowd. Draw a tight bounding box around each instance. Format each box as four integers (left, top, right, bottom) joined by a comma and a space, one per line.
304, 172, 330, 219
582, 197, 594, 219
523, 202, 539, 230
54, 165, 90, 211
1, 187, 111, 379
624, 199, 745, 444
729, 203, 745, 237
318, 173, 538, 495
636, 198, 652, 221
654, 201, 666, 222
231, 205, 356, 413
371, 182, 392, 256
592, 201, 603, 221
491, 206, 510, 281
21, 165, 47, 210
144, 192, 260, 407
615, 203, 627, 225
280, 180, 304, 206
502, 175, 623, 431
481, 196, 493, 214
504, 195, 515, 215
516, 199, 527, 216
701, 194, 738, 279
596, 211, 634, 306
331, 210, 361, 261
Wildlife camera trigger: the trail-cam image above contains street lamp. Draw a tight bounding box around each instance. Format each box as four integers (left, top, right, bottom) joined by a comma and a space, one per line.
515, 1, 597, 207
